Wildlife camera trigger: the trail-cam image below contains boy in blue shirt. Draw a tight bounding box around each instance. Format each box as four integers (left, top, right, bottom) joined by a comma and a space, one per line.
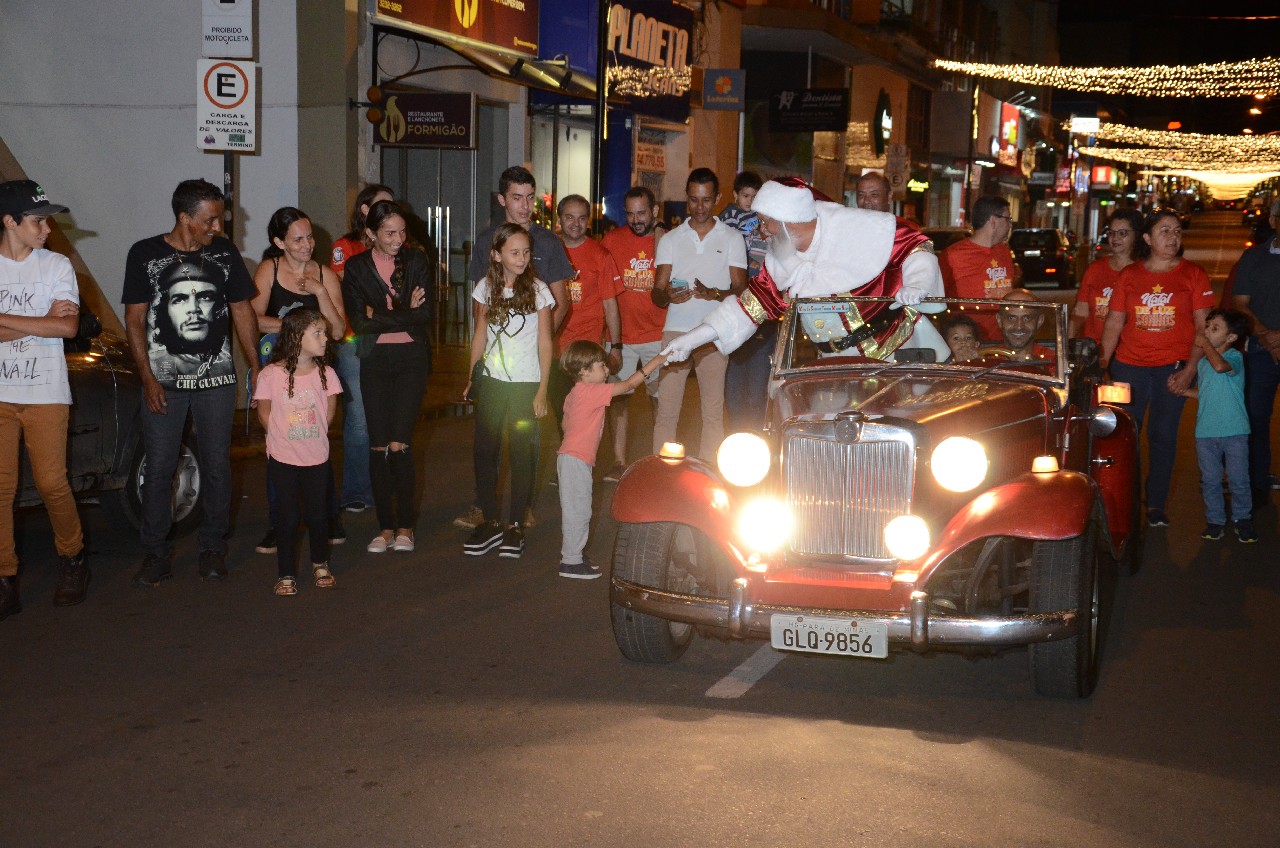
1182, 309, 1255, 542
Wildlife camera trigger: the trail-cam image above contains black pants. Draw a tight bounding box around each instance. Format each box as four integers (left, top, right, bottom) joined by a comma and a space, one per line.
473, 377, 539, 525
268, 458, 330, 578
361, 344, 431, 531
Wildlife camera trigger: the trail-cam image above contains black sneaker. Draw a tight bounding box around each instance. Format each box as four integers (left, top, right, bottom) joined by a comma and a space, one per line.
498, 525, 525, 559
1147, 508, 1170, 527
464, 521, 504, 556
198, 550, 227, 581
1201, 524, 1224, 540
0, 576, 20, 621
559, 560, 602, 580
52, 551, 90, 606
329, 516, 347, 545
132, 555, 173, 588
255, 529, 278, 554
1235, 520, 1259, 543
341, 500, 368, 513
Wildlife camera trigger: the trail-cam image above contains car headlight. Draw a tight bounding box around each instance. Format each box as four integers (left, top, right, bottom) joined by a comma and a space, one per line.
737, 498, 793, 553
931, 436, 988, 492
717, 432, 771, 487
884, 514, 930, 561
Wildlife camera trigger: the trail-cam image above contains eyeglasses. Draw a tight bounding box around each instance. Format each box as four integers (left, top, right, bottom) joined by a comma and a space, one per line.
1105, 229, 1134, 237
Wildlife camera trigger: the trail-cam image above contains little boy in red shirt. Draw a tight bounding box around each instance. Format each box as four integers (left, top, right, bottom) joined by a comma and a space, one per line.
557, 340, 665, 579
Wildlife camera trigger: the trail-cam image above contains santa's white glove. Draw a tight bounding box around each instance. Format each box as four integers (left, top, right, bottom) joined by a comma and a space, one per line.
892, 285, 927, 306
661, 323, 719, 363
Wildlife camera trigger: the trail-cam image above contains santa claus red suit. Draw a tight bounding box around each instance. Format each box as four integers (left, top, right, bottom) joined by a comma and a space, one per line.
662, 180, 949, 363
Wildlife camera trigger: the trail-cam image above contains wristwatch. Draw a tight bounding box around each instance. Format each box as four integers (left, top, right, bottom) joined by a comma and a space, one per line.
610, 343, 623, 350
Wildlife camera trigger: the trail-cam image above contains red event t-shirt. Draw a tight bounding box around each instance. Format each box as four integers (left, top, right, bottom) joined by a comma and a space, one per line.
558, 381, 614, 466
561, 239, 625, 346
941, 240, 1018, 339
1109, 258, 1215, 367
1074, 258, 1125, 343
330, 235, 366, 275
601, 227, 667, 344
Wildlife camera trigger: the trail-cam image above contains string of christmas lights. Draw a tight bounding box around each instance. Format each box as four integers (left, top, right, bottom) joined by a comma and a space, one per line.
1078, 122, 1280, 155
606, 65, 691, 98
933, 57, 1280, 97
1085, 146, 1280, 171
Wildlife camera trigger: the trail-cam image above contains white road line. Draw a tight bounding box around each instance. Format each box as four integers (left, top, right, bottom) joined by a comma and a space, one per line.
705, 644, 787, 698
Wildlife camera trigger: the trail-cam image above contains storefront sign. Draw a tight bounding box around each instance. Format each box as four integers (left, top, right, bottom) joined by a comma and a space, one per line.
907, 178, 929, 193
769, 88, 849, 133
606, 0, 692, 122
374, 92, 476, 149
702, 68, 745, 111
1055, 167, 1072, 194
635, 141, 666, 171
373, 0, 539, 59
202, 0, 253, 59
873, 90, 892, 157
998, 102, 1020, 167
196, 59, 256, 152
1091, 165, 1114, 186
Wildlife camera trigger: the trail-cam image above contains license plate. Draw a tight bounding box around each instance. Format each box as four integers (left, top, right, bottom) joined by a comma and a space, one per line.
1023, 249, 1042, 257
770, 614, 889, 659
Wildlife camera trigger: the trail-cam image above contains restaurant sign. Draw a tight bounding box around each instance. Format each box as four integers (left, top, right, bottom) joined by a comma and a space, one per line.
374, 92, 477, 149
373, 0, 539, 58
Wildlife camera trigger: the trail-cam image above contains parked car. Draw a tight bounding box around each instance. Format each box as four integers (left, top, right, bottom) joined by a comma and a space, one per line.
16, 315, 204, 535
1009, 228, 1077, 287
1242, 206, 1267, 227
609, 296, 1140, 698
921, 227, 970, 253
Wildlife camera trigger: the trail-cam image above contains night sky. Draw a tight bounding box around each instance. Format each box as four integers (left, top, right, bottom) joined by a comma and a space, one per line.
1057, 2, 1280, 135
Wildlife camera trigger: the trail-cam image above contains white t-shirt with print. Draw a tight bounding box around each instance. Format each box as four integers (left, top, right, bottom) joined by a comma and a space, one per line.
471, 278, 555, 383
0, 248, 79, 405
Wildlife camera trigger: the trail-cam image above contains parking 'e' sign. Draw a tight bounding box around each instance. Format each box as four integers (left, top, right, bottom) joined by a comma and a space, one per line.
196, 59, 257, 152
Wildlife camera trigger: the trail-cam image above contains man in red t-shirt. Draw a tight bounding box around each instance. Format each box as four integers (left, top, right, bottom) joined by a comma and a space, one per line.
552, 195, 624, 431
940, 196, 1021, 339
599, 187, 667, 480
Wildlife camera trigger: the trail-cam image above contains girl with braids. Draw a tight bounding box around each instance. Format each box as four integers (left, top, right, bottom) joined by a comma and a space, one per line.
462, 224, 553, 559
253, 309, 343, 596
341, 200, 434, 553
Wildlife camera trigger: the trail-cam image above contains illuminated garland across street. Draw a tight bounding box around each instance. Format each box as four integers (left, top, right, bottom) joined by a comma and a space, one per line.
933, 57, 1280, 97
1086, 147, 1280, 171
1080, 123, 1280, 155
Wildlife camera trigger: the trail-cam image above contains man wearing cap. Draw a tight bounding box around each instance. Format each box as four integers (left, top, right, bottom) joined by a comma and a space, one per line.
121, 179, 260, 587
1231, 198, 1280, 507
661, 179, 948, 367
0, 180, 88, 620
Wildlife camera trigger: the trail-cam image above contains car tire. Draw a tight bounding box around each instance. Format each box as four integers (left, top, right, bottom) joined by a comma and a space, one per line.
1027, 512, 1102, 698
610, 521, 699, 663
101, 436, 204, 537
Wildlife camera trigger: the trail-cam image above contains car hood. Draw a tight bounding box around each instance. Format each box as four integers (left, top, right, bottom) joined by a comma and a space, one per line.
773, 368, 1051, 448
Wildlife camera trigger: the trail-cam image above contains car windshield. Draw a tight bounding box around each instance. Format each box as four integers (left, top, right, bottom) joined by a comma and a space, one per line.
1010, 231, 1057, 251
778, 296, 1068, 383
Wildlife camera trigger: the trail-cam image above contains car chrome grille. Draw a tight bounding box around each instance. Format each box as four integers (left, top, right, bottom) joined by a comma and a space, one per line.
784, 429, 914, 560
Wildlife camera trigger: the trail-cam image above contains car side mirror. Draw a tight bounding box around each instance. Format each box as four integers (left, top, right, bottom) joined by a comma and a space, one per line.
63, 307, 102, 354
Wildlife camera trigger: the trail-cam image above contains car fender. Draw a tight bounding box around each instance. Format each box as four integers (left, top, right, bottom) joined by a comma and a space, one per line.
1090, 404, 1140, 556
611, 455, 738, 549
914, 470, 1097, 582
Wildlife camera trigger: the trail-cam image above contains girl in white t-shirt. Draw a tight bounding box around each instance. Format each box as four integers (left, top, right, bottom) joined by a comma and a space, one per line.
463, 224, 553, 560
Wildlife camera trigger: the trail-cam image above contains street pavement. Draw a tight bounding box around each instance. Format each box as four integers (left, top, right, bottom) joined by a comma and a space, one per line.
4, 210, 1278, 847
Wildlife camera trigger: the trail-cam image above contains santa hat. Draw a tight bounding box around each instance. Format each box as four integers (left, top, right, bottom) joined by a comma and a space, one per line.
753, 180, 817, 223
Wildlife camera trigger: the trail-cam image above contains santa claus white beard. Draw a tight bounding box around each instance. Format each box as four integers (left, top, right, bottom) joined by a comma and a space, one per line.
770, 221, 796, 261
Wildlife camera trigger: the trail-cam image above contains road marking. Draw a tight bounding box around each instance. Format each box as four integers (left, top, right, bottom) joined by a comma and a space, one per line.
705, 644, 786, 698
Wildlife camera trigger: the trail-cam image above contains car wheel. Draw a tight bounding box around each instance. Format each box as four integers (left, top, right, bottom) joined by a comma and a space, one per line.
1027, 512, 1102, 698
101, 436, 204, 537
611, 522, 700, 663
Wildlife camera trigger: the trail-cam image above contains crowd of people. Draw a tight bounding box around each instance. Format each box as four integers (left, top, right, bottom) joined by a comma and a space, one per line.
1, 167, 1276, 619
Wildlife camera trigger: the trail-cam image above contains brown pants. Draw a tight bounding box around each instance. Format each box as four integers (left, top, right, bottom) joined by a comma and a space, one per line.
653, 330, 727, 460
0, 402, 83, 576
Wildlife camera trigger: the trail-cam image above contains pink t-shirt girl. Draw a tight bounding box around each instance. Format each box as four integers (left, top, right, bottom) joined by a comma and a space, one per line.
254, 363, 342, 467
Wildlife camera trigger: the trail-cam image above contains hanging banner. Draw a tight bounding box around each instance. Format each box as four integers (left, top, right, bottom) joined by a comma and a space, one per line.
373, 92, 477, 149
374, 0, 539, 59
605, 0, 692, 122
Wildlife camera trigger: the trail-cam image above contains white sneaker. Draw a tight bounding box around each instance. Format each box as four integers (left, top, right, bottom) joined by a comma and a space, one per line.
367, 535, 390, 553
392, 534, 415, 552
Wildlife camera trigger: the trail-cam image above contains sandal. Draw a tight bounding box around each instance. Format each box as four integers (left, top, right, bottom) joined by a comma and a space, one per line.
312, 563, 336, 589
274, 577, 297, 596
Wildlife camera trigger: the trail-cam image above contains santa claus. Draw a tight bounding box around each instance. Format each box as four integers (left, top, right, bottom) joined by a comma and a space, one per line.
661, 179, 949, 363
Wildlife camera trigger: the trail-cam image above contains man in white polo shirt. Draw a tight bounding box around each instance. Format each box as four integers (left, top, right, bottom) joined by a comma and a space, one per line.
650, 168, 748, 458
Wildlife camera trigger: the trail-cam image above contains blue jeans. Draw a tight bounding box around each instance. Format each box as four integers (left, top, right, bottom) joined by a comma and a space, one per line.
1196, 436, 1252, 524
1110, 358, 1187, 511
725, 321, 777, 432
139, 383, 236, 559
335, 340, 373, 507
1245, 336, 1280, 490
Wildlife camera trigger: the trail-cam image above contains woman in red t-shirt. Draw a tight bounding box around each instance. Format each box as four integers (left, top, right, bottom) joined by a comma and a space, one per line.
1070, 209, 1142, 342
1100, 210, 1215, 526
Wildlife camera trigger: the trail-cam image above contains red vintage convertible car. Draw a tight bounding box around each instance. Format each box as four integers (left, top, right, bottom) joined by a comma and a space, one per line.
609, 296, 1140, 698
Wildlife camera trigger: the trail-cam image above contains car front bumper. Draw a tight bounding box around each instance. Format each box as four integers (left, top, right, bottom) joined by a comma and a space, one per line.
611, 576, 1080, 651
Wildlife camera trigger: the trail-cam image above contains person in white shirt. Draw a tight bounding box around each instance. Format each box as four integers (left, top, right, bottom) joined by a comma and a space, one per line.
649, 169, 748, 458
